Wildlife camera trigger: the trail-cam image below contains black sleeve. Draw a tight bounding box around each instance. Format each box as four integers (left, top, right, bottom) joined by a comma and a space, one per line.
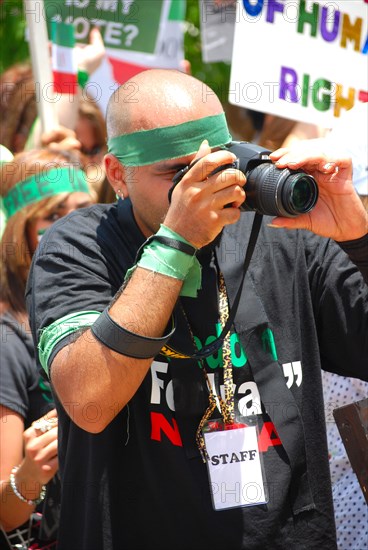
337, 233, 368, 283
0, 314, 55, 428
26, 206, 129, 377
305, 233, 368, 381
0, 319, 31, 418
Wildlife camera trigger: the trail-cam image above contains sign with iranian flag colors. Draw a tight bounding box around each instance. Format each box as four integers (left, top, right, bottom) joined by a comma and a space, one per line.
51, 21, 78, 94
229, 0, 368, 127
43, 0, 186, 110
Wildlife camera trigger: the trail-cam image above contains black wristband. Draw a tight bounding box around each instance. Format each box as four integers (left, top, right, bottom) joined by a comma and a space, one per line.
134, 235, 197, 264
91, 309, 175, 359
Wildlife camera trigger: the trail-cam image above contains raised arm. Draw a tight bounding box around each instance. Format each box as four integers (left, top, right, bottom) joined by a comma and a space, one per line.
269, 139, 368, 241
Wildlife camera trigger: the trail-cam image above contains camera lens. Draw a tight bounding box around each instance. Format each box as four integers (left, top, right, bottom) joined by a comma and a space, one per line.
244, 163, 319, 217
291, 177, 312, 210
281, 172, 319, 215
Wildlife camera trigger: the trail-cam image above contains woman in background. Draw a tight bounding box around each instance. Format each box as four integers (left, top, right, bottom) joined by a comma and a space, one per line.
0, 148, 95, 548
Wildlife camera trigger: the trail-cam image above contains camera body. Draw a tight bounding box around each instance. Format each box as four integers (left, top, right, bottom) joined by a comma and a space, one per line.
224, 141, 319, 217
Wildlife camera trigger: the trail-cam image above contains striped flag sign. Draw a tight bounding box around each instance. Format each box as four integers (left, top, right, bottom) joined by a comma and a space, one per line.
108, 0, 186, 84
51, 21, 78, 95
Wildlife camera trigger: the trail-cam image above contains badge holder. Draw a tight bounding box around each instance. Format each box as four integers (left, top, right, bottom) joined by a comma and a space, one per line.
202, 415, 268, 511
182, 227, 268, 512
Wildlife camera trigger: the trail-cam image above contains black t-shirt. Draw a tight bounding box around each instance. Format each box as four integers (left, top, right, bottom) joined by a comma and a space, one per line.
26, 199, 368, 550
0, 312, 59, 548
0, 312, 53, 426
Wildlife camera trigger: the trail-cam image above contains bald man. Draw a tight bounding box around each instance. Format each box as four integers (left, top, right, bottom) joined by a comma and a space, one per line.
27, 69, 368, 550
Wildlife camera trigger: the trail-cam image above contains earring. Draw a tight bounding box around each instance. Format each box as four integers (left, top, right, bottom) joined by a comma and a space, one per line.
116, 189, 124, 201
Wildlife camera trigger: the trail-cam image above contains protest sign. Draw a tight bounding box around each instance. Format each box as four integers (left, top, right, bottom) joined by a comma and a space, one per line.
229, 0, 368, 127
51, 21, 79, 94
39, 0, 186, 111
199, 0, 237, 62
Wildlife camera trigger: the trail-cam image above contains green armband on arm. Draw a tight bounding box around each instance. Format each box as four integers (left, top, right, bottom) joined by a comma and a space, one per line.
125, 225, 202, 298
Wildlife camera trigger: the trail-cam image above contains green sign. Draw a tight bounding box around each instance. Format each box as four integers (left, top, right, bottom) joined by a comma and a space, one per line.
44, 0, 164, 53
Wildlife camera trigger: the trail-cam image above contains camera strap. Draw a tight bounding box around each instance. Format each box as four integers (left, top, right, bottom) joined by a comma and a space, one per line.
217, 212, 263, 339
177, 212, 263, 461
189, 212, 263, 360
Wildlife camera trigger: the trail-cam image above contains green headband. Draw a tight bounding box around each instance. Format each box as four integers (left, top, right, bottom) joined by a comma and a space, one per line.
3, 167, 90, 218
107, 113, 232, 166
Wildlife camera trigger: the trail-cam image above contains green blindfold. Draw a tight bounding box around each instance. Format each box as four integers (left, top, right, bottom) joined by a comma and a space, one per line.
3, 167, 90, 218
107, 112, 232, 166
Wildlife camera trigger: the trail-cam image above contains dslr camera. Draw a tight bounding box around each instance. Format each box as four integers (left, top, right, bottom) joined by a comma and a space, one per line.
172, 141, 319, 218
226, 141, 318, 217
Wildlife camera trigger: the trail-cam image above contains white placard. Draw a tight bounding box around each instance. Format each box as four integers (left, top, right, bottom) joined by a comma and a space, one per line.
229, 0, 368, 126
199, 0, 237, 62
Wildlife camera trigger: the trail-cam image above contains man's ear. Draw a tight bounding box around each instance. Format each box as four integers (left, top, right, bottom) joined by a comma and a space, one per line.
104, 154, 128, 198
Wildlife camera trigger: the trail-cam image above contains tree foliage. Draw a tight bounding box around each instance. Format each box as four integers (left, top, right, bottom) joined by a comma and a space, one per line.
0, 0, 29, 73
185, 0, 231, 103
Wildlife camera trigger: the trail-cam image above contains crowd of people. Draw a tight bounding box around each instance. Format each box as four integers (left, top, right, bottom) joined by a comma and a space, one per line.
0, 25, 367, 550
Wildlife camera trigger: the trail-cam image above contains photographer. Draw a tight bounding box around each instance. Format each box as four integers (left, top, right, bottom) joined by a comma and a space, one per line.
27, 69, 368, 550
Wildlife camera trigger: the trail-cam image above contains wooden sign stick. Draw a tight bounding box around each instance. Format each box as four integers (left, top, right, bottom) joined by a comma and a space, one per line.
24, 0, 58, 133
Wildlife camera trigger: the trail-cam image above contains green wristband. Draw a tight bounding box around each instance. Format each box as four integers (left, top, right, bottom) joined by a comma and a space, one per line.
126, 225, 202, 298
77, 69, 89, 89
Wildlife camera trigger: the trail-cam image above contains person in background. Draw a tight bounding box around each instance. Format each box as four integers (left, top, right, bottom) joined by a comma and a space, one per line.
320, 101, 368, 550
0, 27, 106, 158
0, 62, 38, 154
75, 94, 108, 196
324, 102, 368, 209
0, 148, 95, 548
223, 105, 326, 152
76, 94, 107, 163
322, 372, 368, 550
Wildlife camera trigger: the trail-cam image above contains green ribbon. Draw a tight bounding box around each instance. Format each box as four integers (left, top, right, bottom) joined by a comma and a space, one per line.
38, 310, 101, 376
3, 167, 90, 218
125, 225, 202, 298
107, 113, 232, 166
